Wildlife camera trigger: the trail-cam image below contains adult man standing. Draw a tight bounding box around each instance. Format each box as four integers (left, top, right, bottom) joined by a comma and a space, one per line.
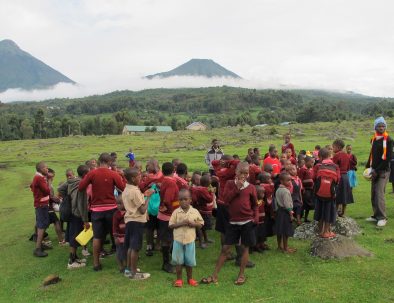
79, 153, 125, 271
205, 139, 224, 176
366, 117, 393, 227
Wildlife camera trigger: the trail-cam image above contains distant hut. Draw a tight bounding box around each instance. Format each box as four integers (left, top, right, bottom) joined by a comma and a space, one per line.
186, 122, 207, 131
122, 125, 173, 135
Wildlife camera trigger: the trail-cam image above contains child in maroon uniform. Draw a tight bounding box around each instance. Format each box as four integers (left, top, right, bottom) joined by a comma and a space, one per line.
248, 154, 262, 185
258, 172, 275, 250
287, 164, 303, 225
282, 134, 296, 158
157, 162, 179, 273
174, 163, 190, 190
333, 139, 353, 217
31, 161, 50, 257
253, 185, 266, 253
191, 174, 215, 248
298, 156, 315, 222
346, 144, 358, 190
201, 162, 258, 286
113, 196, 126, 273
263, 146, 281, 177
285, 148, 297, 166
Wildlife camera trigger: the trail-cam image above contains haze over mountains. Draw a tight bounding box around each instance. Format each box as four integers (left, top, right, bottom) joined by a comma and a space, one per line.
0, 39, 75, 92
145, 59, 241, 79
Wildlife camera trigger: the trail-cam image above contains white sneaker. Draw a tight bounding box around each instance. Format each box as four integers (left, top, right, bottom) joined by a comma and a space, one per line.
67, 261, 86, 269
82, 248, 90, 257
366, 217, 377, 222
377, 219, 387, 227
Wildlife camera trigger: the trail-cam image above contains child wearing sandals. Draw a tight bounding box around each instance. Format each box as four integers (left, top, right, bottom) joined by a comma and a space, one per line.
201, 162, 258, 286
169, 188, 204, 287
275, 172, 296, 253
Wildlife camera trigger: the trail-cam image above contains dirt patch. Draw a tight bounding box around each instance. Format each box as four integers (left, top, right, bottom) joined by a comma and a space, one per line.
0, 163, 8, 169
311, 235, 373, 259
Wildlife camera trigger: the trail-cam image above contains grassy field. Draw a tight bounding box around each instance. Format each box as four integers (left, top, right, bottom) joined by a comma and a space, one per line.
1, 120, 394, 303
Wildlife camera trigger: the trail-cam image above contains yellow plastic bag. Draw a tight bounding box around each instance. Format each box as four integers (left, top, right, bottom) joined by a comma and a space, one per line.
76, 223, 93, 246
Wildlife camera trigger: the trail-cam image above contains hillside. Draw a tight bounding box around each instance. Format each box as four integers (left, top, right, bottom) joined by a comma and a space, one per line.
0, 39, 75, 92
145, 59, 241, 79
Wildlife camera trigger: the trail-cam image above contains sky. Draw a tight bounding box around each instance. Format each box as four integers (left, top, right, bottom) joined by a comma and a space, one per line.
1, 0, 394, 102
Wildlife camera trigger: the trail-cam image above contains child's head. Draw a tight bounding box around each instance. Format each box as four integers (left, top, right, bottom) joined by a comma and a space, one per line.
285, 148, 292, 159
172, 158, 181, 170
176, 163, 188, 177
318, 148, 330, 161
36, 161, 48, 176
47, 168, 55, 180
110, 161, 117, 171
251, 154, 260, 166
268, 145, 277, 158
247, 148, 254, 157
162, 162, 174, 176
253, 147, 260, 155
232, 154, 240, 160
178, 188, 192, 210
211, 139, 219, 149
191, 171, 202, 186
129, 147, 133, 152
65, 169, 74, 179
220, 155, 233, 168
263, 163, 273, 175
124, 167, 141, 186
98, 153, 112, 167
110, 152, 117, 161
304, 156, 314, 168
200, 174, 211, 188
116, 195, 125, 211
77, 165, 89, 178
146, 159, 159, 174
280, 153, 287, 164
315, 145, 321, 151
346, 144, 352, 154
257, 172, 272, 184
85, 159, 97, 170
279, 172, 291, 187
286, 164, 297, 177
324, 145, 333, 157
284, 134, 291, 143
256, 185, 265, 200
133, 161, 142, 172
235, 162, 249, 182
332, 139, 345, 153
299, 150, 306, 156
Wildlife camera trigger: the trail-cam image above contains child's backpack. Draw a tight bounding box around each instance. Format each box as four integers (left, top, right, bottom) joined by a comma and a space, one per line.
59, 194, 72, 222
314, 164, 338, 200
147, 184, 160, 216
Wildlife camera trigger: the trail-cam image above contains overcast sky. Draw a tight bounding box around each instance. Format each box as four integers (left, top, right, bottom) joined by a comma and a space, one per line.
1, 0, 394, 101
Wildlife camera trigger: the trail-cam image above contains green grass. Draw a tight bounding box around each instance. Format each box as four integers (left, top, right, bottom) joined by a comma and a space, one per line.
1, 120, 394, 303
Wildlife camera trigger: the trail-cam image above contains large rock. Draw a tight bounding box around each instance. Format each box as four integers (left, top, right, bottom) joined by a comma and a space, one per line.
311, 235, 373, 259
294, 216, 361, 240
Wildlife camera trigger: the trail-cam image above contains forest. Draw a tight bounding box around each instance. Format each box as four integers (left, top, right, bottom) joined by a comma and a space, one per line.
0, 86, 393, 141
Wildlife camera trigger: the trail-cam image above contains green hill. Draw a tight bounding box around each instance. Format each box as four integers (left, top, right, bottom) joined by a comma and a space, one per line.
145, 59, 241, 79
0, 39, 75, 92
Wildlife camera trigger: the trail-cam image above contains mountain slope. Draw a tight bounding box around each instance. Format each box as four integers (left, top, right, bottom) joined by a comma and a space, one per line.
0, 39, 75, 92
146, 58, 241, 79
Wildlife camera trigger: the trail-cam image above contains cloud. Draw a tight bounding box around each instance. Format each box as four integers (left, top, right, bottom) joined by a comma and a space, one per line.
1, 0, 394, 101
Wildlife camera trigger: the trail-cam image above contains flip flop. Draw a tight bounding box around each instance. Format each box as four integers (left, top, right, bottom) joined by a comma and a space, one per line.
200, 276, 218, 285
188, 279, 199, 287
234, 276, 246, 286
173, 280, 183, 287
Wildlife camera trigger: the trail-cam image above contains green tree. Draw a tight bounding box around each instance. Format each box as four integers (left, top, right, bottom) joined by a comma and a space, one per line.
20, 119, 34, 139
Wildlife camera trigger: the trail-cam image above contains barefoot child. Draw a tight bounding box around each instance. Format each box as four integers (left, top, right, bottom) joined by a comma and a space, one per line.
275, 172, 296, 253
201, 162, 258, 286
313, 148, 340, 238
169, 189, 204, 287
113, 195, 127, 273
122, 167, 152, 279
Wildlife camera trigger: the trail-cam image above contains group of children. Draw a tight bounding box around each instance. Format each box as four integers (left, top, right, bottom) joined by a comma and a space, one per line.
30, 134, 358, 286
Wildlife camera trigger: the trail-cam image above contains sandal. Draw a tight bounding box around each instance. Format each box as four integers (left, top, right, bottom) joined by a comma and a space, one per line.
174, 280, 183, 287
188, 279, 199, 287
200, 276, 218, 285
234, 275, 246, 286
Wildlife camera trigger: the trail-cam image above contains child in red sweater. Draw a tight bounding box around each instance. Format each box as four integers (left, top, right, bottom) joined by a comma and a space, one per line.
298, 156, 315, 222
113, 195, 126, 273
201, 162, 258, 286
258, 172, 275, 249
287, 164, 303, 225
192, 174, 215, 248
263, 146, 281, 177
253, 184, 266, 253
31, 161, 50, 257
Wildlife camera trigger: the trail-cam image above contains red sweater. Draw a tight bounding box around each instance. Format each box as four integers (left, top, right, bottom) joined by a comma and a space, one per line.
191, 186, 214, 215
333, 151, 350, 174
223, 180, 258, 223
159, 176, 179, 217
174, 175, 189, 190
112, 210, 126, 244
212, 159, 239, 204
31, 173, 50, 208
282, 143, 296, 158
78, 167, 126, 209
248, 164, 262, 185
263, 157, 282, 176
139, 171, 164, 192
298, 166, 314, 190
